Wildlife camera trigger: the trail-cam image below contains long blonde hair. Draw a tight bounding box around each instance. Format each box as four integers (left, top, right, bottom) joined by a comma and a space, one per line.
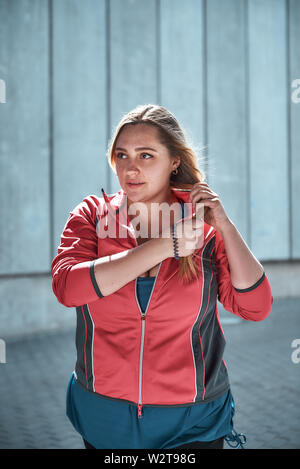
106, 104, 207, 284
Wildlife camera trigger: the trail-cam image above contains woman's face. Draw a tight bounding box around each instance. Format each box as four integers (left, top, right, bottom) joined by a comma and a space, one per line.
114, 123, 180, 206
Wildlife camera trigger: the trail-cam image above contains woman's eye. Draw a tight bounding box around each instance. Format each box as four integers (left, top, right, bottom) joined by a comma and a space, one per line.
141, 153, 153, 159
116, 153, 153, 159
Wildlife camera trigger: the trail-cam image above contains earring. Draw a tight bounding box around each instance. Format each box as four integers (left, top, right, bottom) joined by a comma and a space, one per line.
172, 167, 179, 175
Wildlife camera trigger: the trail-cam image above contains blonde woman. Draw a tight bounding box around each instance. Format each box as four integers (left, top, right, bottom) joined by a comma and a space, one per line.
51, 104, 273, 449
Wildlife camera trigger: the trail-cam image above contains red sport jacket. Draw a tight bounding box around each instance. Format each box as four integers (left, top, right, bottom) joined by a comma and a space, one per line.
51, 188, 273, 418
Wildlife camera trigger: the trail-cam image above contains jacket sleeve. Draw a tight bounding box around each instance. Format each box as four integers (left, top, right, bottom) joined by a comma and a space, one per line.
214, 229, 273, 321
51, 196, 104, 307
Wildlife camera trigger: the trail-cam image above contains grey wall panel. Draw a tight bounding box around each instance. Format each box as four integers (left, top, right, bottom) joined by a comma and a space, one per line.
0, 276, 75, 340
109, 0, 157, 193
0, 0, 50, 274
161, 0, 205, 163
206, 0, 248, 242
289, 0, 300, 258
52, 0, 107, 256
248, 0, 289, 259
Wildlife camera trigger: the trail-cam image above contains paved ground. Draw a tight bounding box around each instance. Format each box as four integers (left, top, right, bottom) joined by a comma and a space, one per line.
0, 297, 299, 449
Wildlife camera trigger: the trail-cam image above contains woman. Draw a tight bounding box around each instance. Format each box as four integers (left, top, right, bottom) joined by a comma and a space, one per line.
51, 104, 273, 449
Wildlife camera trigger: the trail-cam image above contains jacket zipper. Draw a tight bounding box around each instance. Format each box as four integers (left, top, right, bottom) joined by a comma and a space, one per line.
136, 262, 163, 419
138, 313, 146, 419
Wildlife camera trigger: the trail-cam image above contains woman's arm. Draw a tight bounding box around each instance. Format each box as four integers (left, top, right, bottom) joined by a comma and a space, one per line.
215, 222, 273, 321
94, 214, 204, 296
51, 194, 199, 307
94, 236, 173, 296
51, 196, 175, 306
217, 218, 264, 290
188, 182, 273, 321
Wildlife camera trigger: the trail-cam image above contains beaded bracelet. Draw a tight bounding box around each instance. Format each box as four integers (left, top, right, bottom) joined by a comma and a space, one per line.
171, 223, 180, 260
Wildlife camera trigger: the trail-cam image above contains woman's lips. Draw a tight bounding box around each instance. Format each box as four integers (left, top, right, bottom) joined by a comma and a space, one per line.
127, 182, 145, 188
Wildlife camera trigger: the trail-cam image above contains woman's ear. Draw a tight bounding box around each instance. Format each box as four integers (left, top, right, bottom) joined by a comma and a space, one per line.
173, 157, 181, 170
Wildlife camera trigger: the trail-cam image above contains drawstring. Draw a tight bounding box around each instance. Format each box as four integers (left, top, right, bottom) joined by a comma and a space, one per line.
225, 428, 247, 449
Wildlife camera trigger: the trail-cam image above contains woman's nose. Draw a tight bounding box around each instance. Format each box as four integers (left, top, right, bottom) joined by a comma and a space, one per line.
126, 161, 140, 173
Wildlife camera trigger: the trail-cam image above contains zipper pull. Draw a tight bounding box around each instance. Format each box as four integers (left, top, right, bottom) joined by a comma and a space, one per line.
138, 403, 143, 419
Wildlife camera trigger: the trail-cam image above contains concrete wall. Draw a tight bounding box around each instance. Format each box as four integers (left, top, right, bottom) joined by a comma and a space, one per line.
0, 0, 299, 340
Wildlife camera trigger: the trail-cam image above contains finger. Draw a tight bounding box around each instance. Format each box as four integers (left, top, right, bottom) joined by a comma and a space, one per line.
194, 196, 219, 205
192, 196, 214, 209
201, 197, 219, 203
193, 181, 209, 188
193, 188, 214, 196
190, 189, 215, 200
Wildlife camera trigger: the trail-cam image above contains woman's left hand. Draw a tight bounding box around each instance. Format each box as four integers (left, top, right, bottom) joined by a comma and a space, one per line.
189, 182, 230, 231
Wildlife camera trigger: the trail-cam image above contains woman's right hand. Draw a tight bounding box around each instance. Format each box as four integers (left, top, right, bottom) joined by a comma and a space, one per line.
162, 216, 204, 258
